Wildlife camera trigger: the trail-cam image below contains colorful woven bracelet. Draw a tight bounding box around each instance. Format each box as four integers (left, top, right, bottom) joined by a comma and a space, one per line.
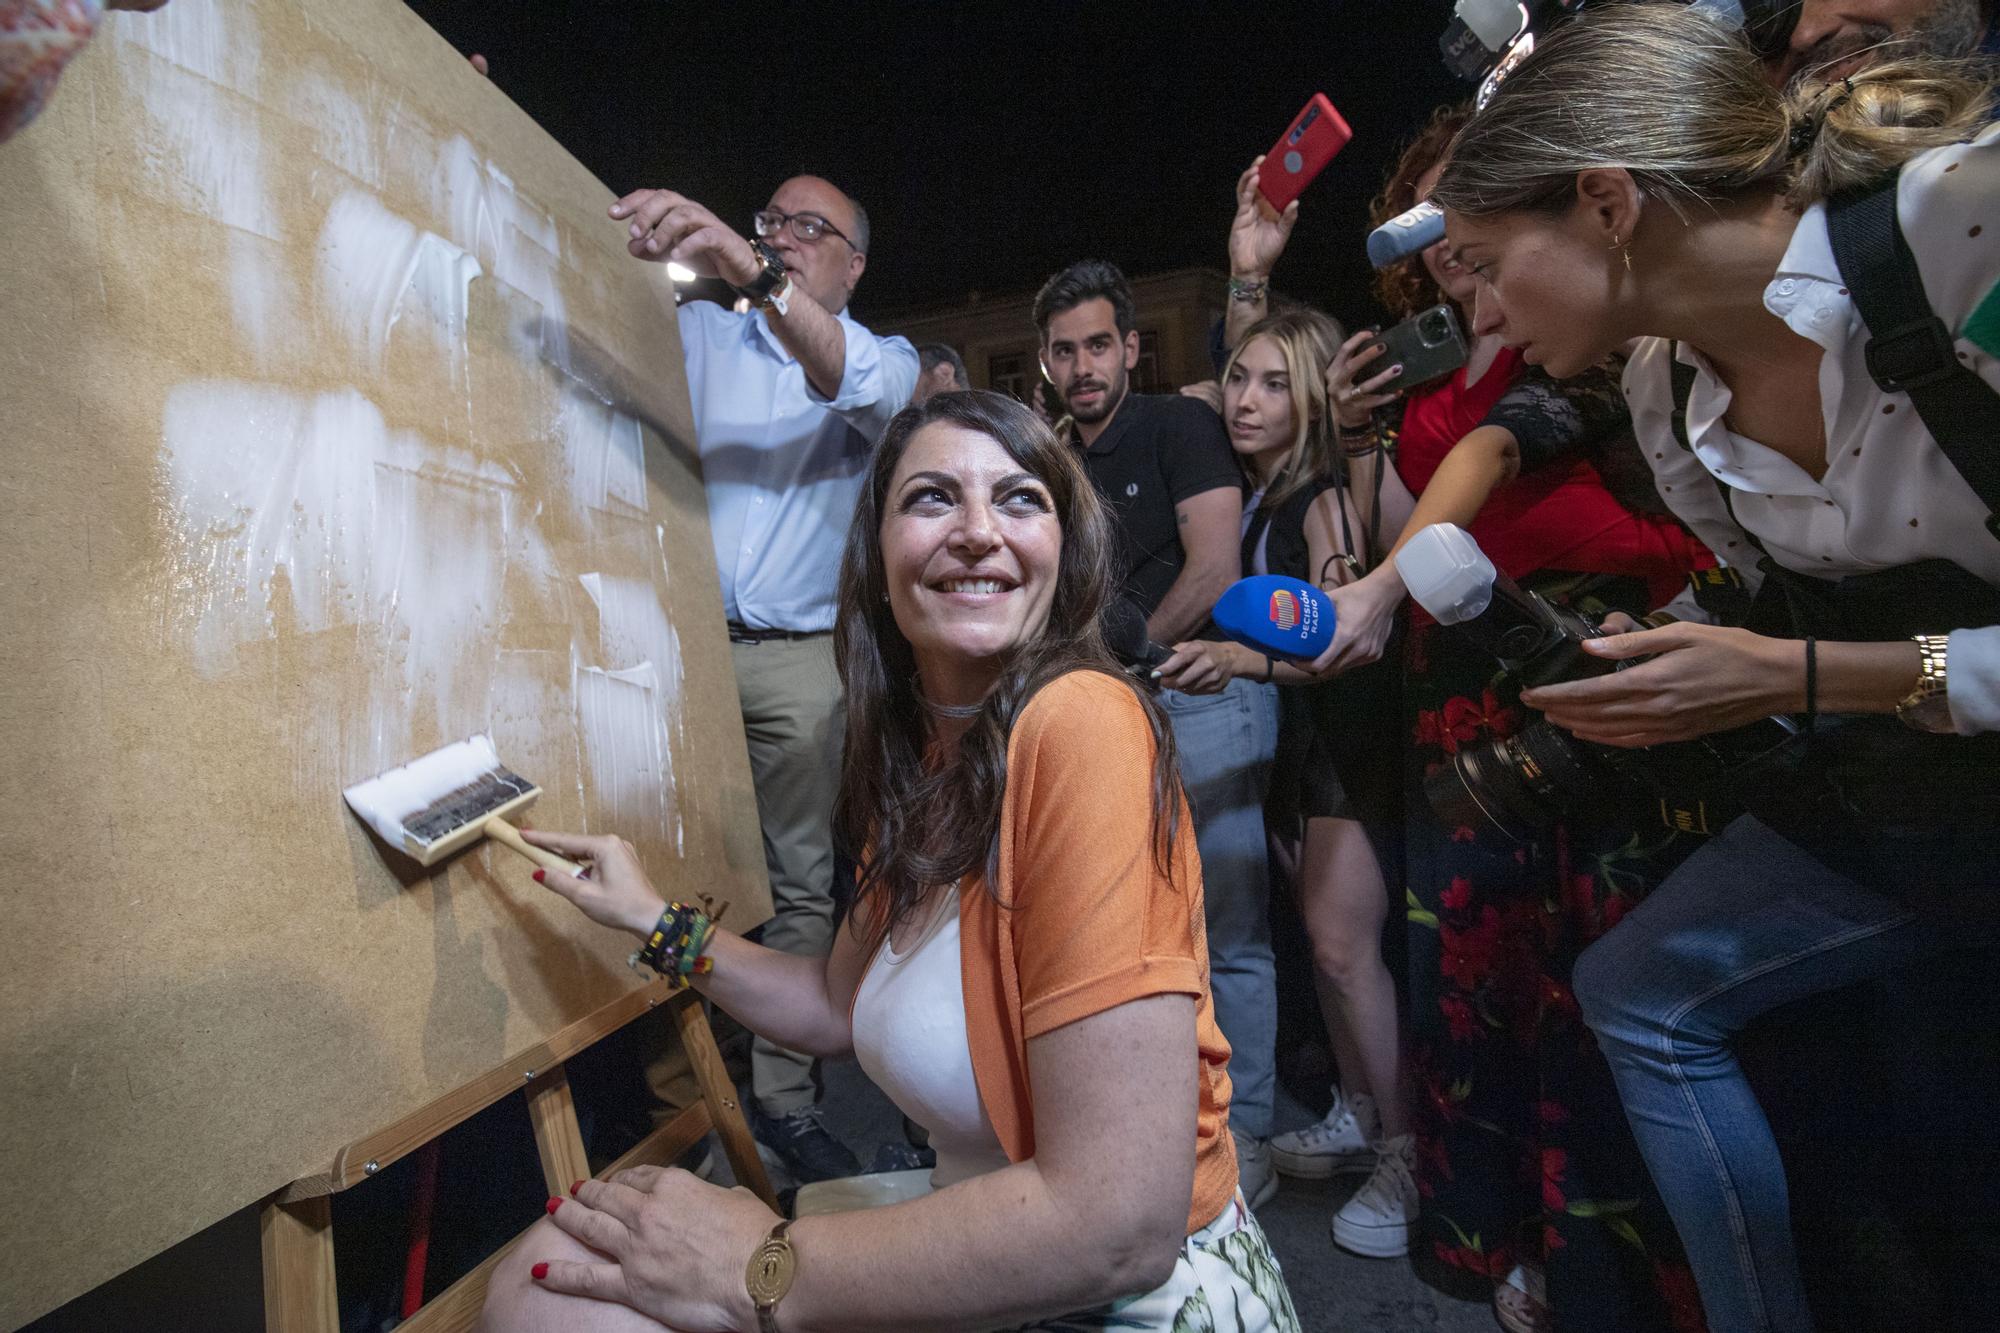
632, 901, 712, 982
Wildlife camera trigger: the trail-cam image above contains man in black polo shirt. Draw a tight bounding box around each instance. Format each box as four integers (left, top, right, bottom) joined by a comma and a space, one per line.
1033, 259, 1283, 1208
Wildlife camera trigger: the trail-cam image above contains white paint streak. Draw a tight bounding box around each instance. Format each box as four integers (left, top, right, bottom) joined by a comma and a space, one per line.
556, 391, 647, 516
158, 380, 514, 732
317, 191, 482, 373
433, 135, 567, 362
108, 0, 255, 91
226, 230, 304, 371
116, 51, 278, 238
577, 574, 684, 852
286, 70, 380, 187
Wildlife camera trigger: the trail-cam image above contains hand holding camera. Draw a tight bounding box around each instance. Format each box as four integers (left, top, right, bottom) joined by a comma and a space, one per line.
1520, 620, 1802, 750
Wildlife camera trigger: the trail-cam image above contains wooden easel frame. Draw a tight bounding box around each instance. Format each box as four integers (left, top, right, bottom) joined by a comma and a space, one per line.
259, 984, 774, 1332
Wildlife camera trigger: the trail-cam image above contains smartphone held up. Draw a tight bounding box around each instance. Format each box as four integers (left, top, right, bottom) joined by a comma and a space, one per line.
1256, 93, 1352, 214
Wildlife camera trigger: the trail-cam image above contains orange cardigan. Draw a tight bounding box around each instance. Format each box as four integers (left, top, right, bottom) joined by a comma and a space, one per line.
950, 669, 1239, 1235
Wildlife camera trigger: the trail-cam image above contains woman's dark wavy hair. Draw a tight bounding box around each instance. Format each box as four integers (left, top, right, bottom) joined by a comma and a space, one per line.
1370, 102, 1475, 319
833, 390, 1182, 947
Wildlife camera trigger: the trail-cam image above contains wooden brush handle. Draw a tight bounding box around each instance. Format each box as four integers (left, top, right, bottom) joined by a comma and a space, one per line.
483, 818, 587, 876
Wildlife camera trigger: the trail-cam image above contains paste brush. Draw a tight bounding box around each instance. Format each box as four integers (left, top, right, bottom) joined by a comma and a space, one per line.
343, 734, 583, 875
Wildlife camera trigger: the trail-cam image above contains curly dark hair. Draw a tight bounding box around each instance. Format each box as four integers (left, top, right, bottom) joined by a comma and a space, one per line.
832, 390, 1182, 946
1370, 102, 1475, 320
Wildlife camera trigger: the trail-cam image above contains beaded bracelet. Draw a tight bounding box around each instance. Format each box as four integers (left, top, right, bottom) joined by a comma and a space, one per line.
631, 901, 716, 985
1227, 275, 1269, 303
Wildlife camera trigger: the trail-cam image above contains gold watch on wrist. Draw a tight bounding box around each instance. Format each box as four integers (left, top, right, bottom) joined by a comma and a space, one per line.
745, 1219, 797, 1333
1895, 633, 1954, 734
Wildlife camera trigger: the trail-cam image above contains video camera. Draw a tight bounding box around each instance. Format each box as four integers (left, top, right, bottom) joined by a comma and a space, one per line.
1368, 2, 1806, 269
1395, 524, 1801, 840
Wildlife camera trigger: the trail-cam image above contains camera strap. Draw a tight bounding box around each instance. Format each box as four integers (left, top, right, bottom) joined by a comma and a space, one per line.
1825, 171, 2000, 542
1667, 170, 2000, 544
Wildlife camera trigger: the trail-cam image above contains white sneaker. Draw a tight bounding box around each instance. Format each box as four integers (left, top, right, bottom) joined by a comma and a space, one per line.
1233, 1129, 1280, 1210
1270, 1089, 1378, 1179
1332, 1134, 1419, 1258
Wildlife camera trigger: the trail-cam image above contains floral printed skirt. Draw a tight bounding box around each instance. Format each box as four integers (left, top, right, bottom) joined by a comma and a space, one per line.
1008, 1193, 1300, 1333
1402, 575, 1708, 1333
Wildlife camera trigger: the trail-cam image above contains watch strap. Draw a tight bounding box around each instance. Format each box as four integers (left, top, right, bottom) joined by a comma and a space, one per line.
735, 239, 787, 305
1895, 633, 1952, 731
746, 1218, 796, 1333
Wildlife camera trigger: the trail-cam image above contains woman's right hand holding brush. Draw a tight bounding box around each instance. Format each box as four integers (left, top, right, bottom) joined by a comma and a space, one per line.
520, 830, 664, 937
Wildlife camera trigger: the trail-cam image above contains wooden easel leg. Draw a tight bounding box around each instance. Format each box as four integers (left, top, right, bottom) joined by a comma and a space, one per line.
260, 1194, 338, 1333
523, 1064, 591, 1197
672, 991, 778, 1209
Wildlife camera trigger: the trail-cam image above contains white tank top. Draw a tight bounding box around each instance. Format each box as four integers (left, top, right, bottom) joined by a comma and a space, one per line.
851, 895, 1012, 1189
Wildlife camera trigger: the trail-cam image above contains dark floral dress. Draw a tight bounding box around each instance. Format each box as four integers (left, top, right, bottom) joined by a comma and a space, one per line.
1388, 357, 1714, 1333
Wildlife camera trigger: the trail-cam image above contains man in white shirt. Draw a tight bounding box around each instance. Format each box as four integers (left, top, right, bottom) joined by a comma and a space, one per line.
611, 174, 919, 1181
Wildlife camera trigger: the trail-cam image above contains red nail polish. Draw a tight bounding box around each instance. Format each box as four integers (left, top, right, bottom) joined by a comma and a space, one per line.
532, 869, 546, 883
545, 1196, 562, 1215
570, 1179, 585, 1196
531, 1262, 549, 1281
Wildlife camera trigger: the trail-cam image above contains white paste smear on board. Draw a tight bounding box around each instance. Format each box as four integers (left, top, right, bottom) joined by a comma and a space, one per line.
317, 191, 482, 374
433, 135, 567, 363
107, 0, 254, 90
577, 574, 685, 853
157, 380, 515, 732
556, 390, 647, 517
113, 41, 277, 239
284, 69, 381, 188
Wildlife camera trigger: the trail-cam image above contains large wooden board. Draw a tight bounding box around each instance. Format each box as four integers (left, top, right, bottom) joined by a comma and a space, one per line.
0, 2, 770, 1325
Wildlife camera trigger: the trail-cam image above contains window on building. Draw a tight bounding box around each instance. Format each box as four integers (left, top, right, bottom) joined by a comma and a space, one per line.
987, 351, 1032, 403
1132, 331, 1163, 393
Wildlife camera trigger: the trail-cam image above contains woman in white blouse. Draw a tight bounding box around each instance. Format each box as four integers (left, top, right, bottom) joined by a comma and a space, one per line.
1428, 8, 2000, 1332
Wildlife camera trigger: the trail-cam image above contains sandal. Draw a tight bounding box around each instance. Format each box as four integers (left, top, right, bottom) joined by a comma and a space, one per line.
1493, 1263, 1550, 1333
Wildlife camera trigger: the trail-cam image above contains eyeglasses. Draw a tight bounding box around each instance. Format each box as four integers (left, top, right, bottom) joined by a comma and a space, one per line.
753, 209, 858, 251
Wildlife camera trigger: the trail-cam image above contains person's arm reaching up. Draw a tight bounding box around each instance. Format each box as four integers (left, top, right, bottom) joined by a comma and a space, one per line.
610, 186, 871, 404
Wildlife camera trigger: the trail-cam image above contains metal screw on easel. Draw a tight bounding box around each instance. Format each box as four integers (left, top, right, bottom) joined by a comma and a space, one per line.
364, 1160, 380, 1176
523, 1069, 536, 1082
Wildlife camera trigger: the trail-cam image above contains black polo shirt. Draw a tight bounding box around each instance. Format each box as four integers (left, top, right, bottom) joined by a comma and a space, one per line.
1074, 391, 1243, 628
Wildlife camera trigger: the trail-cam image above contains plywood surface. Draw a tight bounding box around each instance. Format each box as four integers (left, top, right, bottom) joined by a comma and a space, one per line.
0, 2, 770, 1325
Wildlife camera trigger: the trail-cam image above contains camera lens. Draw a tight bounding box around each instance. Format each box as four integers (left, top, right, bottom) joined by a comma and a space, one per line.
1419, 311, 1449, 347
1425, 722, 1608, 840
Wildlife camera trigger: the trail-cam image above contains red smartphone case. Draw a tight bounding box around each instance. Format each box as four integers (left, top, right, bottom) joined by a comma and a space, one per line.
1257, 93, 1353, 213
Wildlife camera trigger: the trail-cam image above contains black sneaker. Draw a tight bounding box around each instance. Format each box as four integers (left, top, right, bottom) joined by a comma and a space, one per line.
751, 1104, 863, 1184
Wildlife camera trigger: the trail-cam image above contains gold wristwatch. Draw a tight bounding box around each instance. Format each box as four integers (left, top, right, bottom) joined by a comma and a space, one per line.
745, 1219, 797, 1333
1895, 634, 1954, 733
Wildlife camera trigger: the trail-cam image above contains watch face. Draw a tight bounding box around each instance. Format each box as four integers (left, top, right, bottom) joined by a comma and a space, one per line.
1904, 694, 1956, 734
746, 1233, 796, 1304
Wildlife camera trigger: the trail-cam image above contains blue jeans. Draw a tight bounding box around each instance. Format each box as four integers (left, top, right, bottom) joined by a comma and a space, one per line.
1160, 678, 1280, 1140
1572, 815, 1973, 1333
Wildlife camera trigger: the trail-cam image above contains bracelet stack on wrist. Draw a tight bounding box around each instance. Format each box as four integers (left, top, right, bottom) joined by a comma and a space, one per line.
1228, 275, 1269, 303
1339, 422, 1383, 458
631, 901, 718, 986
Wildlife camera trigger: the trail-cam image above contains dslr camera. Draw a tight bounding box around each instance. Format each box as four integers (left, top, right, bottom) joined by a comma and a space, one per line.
1397, 525, 1800, 840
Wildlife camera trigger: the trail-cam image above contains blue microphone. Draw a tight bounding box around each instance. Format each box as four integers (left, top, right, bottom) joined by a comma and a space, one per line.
1211, 575, 1337, 662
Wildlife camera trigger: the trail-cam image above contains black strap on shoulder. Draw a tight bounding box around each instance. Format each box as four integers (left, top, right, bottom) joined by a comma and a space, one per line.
1665, 343, 1763, 551
1826, 172, 2000, 540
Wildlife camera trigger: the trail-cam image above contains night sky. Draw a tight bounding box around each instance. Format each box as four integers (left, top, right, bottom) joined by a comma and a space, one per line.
403, 1, 1467, 326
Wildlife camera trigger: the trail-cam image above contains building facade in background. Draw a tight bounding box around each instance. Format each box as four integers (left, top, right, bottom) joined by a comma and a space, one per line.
878, 267, 1231, 404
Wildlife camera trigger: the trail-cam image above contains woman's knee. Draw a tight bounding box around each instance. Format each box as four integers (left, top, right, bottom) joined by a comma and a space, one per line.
1309, 926, 1382, 990
1573, 924, 1646, 1041
481, 1218, 658, 1333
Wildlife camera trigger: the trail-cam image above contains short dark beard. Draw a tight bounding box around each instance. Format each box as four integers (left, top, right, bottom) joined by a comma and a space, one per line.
1788, 0, 1991, 84
1064, 373, 1128, 425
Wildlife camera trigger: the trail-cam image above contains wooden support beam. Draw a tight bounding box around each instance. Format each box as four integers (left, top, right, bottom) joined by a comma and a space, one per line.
523, 1065, 591, 1198
259, 1195, 338, 1333
672, 990, 777, 1209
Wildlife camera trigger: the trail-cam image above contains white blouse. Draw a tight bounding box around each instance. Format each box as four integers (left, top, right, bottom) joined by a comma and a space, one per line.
850, 896, 1012, 1190
1622, 120, 2000, 735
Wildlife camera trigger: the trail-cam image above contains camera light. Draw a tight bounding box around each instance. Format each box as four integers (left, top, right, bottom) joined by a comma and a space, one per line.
665, 261, 698, 283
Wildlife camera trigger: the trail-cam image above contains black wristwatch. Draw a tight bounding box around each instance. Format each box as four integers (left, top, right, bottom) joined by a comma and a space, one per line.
735, 238, 788, 307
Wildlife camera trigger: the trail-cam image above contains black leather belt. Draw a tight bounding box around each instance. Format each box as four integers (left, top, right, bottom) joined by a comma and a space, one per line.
727, 623, 830, 645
